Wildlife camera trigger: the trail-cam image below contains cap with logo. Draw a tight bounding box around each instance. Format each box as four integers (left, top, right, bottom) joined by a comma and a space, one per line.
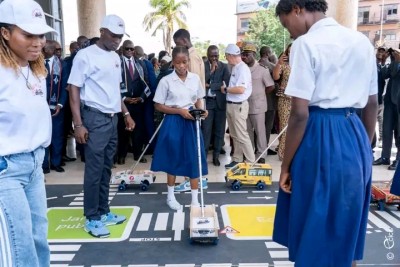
101, 15, 130, 37
0, 0, 56, 35
225, 44, 241, 56
242, 43, 257, 53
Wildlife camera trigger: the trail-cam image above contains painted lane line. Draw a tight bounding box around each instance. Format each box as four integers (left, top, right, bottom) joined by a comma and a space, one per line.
136, 213, 153, 231
368, 212, 392, 230
49, 253, 75, 261
165, 264, 195, 267
63, 193, 84, 198
129, 237, 172, 242
367, 223, 372, 229
184, 204, 219, 208
238, 264, 269, 267
273, 261, 294, 266
69, 202, 83, 206
266, 191, 271, 193
50, 265, 70, 267
184, 191, 191, 194
202, 264, 232, 267
252, 191, 271, 194
392, 210, 400, 219
162, 192, 168, 194
269, 251, 289, 258
92, 265, 121, 267
118, 192, 136, 195
49, 244, 81, 251
154, 213, 169, 231
265, 241, 286, 249
47, 197, 58, 200
128, 265, 159, 267
247, 196, 273, 200
139, 192, 158, 195
274, 190, 279, 193
73, 197, 83, 201
207, 191, 226, 194
376, 211, 400, 228
366, 231, 372, 234
172, 211, 185, 241
229, 191, 248, 194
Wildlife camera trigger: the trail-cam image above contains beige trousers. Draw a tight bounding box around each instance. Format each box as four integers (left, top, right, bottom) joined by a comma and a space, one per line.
226, 101, 255, 163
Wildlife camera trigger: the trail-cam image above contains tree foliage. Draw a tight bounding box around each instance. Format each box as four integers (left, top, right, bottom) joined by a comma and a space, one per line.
194, 41, 227, 61
143, 0, 190, 53
246, 6, 290, 56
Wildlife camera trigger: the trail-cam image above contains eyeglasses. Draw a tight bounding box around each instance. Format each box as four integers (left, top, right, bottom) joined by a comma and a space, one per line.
55, 48, 62, 51
124, 47, 134, 51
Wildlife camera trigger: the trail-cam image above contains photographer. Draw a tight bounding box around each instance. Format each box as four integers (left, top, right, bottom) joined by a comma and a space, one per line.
374, 47, 400, 170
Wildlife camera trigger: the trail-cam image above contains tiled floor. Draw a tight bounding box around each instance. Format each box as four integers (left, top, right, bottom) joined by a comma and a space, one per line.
45, 134, 395, 185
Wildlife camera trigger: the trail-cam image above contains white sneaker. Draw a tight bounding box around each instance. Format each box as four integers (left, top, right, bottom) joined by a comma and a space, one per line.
174, 177, 208, 192
166, 199, 182, 210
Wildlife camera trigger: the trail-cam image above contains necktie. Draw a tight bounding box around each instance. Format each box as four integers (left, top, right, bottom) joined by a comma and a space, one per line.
45, 59, 50, 73
128, 59, 134, 79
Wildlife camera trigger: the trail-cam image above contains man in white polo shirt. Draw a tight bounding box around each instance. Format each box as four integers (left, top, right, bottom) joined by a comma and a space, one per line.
222, 44, 255, 168
68, 15, 134, 238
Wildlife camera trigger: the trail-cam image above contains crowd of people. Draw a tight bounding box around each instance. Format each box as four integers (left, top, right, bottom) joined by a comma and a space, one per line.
1, 0, 399, 266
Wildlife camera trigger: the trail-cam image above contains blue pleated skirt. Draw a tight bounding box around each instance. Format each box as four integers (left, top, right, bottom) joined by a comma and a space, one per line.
273, 107, 373, 267
151, 114, 208, 178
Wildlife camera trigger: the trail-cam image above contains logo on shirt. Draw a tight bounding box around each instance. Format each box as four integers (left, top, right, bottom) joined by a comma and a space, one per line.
115, 61, 120, 68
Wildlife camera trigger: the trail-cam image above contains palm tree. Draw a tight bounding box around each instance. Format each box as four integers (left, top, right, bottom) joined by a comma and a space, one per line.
143, 0, 190, 54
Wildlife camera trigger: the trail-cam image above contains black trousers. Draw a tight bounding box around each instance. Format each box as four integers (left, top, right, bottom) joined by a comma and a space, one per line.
117, 103, 146, 159
265, 110, 276, 144
82, 108, 118, 220
201, 98, 226, 158
382, 100, 400, 159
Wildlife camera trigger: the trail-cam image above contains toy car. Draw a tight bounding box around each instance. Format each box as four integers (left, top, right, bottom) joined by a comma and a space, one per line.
371, 181, 400, 211
110, 170, 156, 191
190, 204, 219, 245
225, 162, 272, 191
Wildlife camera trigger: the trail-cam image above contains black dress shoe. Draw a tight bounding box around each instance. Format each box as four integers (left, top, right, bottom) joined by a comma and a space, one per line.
63, 156, 76, 162
258, 158, 266, 164
43, 168, 50, 174
50, 165, 65, 172
61, 161, 66, 166
220, 148, 226, 155
267, 149, 277, 155
213, 158, 221, 166
388, 160, 398, 170
117, 157, 125, 165
373, 157, 390, 165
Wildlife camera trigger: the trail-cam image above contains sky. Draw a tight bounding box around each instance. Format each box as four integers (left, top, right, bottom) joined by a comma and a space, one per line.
61, 0, 238, 54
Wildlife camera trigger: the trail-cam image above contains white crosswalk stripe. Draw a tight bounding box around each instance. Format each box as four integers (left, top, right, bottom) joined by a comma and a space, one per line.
50, 244, 81, 264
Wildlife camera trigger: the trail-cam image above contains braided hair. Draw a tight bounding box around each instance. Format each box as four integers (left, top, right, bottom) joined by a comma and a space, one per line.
0, 23, 46, 77
276, 0, 328, 16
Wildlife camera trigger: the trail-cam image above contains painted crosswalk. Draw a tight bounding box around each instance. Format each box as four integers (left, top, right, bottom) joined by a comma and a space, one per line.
49, 244, 81, 265
62, 264, 271, 267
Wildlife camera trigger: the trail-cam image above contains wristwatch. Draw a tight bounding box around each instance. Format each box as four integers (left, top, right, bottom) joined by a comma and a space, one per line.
123, 112, 130, 118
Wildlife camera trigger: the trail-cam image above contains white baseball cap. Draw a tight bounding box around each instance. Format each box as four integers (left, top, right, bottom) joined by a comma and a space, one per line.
161, 55, 172, 63
101, 15, 130, 37
0, 0, 56, 35
225, 44, 241, 56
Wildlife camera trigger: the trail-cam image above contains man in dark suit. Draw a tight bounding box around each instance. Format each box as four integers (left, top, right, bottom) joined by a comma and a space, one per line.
202, 45, 230, 166
42, 40, 68, 173
374, 49, 400, 170
117, 40, 150, 164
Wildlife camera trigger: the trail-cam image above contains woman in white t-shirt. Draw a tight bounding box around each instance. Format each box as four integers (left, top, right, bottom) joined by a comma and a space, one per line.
151, 46, 208, 210
0, 0, 55, 266
272, 0, 377, 267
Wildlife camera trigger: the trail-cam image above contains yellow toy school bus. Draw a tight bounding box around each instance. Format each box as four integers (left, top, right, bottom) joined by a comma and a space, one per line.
225, 162, 272, 191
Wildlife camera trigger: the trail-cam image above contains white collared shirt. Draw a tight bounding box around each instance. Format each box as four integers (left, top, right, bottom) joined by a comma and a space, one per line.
0, 65, 51, 156
123, 56, 135, 76
285, 17, 377, 108
227, 61, 252, 102
68, 45, 122, 113
154, 71, 205, 109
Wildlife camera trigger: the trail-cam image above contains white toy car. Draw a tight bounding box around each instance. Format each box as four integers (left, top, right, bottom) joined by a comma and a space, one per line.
111, 170, 156, 191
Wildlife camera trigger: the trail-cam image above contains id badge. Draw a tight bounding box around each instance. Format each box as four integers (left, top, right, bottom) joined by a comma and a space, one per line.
120, 82, 128, 93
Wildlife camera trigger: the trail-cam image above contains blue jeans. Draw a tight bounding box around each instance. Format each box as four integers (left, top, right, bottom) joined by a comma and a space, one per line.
0, 147, 50, 267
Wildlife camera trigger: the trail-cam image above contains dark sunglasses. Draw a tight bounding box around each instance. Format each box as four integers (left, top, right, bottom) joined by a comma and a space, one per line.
55, 48, 62, 51
124, 47, 134, 51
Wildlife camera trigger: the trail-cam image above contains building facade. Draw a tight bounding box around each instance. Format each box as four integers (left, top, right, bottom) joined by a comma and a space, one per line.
358, 0, 400, 48
236, 0, 400, 49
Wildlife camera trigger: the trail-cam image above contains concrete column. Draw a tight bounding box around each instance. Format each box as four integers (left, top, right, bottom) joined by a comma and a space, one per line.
76, 0, 106, 38
326, 0, 358, 30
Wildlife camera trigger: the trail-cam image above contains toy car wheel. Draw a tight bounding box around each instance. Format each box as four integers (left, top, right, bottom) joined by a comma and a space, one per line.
231, 181, 241, 191
140, 183, 149, 191
256, 181, 266, 190
118, 184, 126, 191
142, 179, 150, 186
